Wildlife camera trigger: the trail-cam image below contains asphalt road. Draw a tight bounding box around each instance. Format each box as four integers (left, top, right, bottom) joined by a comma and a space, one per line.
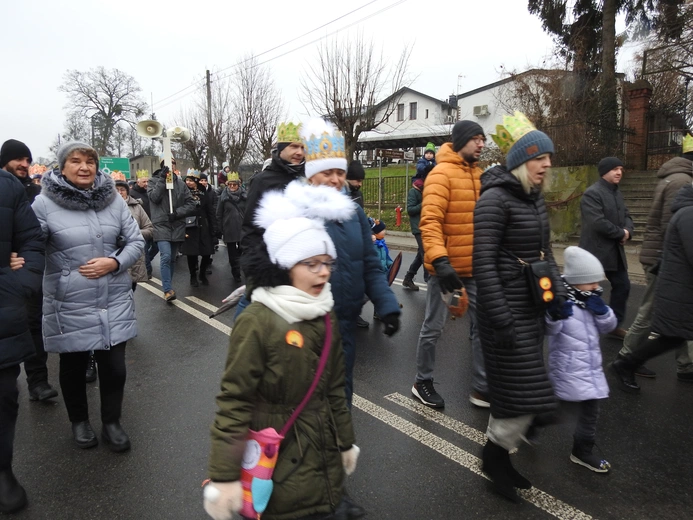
12, 248, 693, 520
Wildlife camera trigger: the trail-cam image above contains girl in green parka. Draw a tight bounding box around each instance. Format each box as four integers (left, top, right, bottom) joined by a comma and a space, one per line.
204, 183, 360, 520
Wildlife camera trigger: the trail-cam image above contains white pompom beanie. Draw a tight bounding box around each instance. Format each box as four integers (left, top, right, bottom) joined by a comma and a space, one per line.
263, 217, 337, 269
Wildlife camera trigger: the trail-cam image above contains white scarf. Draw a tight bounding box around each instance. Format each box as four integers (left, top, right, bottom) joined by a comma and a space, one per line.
251, 283, 334, 324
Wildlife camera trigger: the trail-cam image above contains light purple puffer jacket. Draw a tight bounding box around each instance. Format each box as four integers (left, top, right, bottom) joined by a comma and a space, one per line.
545, 304, 617, 401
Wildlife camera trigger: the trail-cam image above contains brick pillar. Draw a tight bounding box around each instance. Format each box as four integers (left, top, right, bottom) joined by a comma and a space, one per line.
627, 80, 652, 170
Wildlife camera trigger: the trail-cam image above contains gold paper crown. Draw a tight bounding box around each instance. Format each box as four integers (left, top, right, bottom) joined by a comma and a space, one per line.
186, 168, 200, 178
490, 111, 538, 155
277, 122, 302, 143
136, 169, 149, 179
302, 130, 346, 162
683, 133, 693, 154
228, 172, 240, 182
110, 170, 126, 181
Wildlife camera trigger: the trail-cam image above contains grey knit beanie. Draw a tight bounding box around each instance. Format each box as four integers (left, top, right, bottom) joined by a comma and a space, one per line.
57, 141, 99, 170
563, 246, 605, 284
506, 130, 554, 171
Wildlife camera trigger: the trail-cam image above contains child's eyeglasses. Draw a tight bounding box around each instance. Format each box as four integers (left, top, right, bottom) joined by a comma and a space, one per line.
298, 260, 337, 273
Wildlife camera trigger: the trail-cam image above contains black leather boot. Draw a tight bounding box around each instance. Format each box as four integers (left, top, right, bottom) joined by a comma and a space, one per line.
0, 470, 27, 514
482, 440, 521, 503
199, 258, 210, 286
71, 420, 98, 449
102, 422, 131, 453
190, 272, 199, 287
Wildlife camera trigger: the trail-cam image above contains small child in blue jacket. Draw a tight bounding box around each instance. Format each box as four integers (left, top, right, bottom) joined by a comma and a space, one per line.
370, 218, 393, 272
545, 246, 617, 473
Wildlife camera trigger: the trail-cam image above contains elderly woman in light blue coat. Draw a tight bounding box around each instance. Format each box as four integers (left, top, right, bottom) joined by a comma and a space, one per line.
32, 142, 144, 453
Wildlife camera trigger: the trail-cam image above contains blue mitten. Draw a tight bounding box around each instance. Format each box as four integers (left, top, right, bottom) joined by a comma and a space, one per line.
548, 299, 573, 321
585, 294, 609, 315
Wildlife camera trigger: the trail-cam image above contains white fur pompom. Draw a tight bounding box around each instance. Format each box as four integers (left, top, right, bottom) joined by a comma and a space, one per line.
254, 188, 304, 230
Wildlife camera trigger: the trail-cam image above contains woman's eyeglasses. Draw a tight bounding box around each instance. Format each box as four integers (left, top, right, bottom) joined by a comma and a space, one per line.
297, 260, 337, 273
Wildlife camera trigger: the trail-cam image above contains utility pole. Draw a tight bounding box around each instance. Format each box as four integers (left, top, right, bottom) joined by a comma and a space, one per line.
206, 69, 214, 173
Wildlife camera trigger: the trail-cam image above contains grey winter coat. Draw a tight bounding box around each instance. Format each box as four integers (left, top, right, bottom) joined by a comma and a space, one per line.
147, 170, 196, 243
652, 184, 693, 340
639, 155, 693, 267
473, 166, 564, 418
578, 178, 634, 272
216, 186, 246, 243
32, 169, 145, 353
125, 196, 153, 283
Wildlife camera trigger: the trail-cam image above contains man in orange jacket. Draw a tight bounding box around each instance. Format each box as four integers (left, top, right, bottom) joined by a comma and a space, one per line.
411, 121, 489, 409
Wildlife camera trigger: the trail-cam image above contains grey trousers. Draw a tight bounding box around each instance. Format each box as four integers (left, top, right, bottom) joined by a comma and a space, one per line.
414, 275, 487, 393
487, 414, 535, 451
621, 270, 693, 373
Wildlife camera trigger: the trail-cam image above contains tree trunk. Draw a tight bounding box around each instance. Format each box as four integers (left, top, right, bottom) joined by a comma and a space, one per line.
600, 0, 619, 154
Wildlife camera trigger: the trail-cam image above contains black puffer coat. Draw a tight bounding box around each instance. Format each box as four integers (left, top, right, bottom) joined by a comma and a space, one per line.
652, 184, 693, 340
473, 166, 564, 418
181, 187, 216, 256
216, 186, 246, 243
0, 170, 45, 369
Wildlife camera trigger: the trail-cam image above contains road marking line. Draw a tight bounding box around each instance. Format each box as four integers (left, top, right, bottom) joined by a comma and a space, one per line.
185, 296, 219, 313
385, 392, 486, 445
138, 282, 231, 336
149, 277, 162, 286
352, 394, 593, 520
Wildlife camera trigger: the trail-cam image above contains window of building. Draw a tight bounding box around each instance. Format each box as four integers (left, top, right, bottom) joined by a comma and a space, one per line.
397, 104, 404, 121
425, 109, 429, 119
410, 102, 417, 120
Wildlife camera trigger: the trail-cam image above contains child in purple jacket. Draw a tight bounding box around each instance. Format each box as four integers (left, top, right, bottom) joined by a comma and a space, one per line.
545, 246, 617, 473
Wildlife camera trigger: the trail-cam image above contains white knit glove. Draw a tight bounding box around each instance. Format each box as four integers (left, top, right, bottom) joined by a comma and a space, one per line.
341, 445, 360, 476
203, 481, 243, 520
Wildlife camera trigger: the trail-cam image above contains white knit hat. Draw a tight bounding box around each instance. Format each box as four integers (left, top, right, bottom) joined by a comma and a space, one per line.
264, 218, 336, 269
254, 180, 356, 269
563, 246, 605, 284
300, 118, 347, 179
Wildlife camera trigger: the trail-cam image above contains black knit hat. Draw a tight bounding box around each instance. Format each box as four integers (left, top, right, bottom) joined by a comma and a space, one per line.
115, 180, 130, 194
347, 160, 365, 180
0, 139, 32, 168
597, 157, 624, 176
370, 218, 386, 234
452, 121, 484, 152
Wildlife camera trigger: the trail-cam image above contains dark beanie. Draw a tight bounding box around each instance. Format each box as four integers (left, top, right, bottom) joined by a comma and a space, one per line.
115, 180, 130, 194
371, 219, 386, 234
597, 157, 624, 176
0, 139, 32, 168
347, 160, 365, 180
452, 121, 485, 152
200, 172, 208, 181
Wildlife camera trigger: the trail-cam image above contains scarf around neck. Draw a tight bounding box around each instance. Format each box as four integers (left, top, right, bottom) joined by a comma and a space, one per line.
562, 276, 603, 309
252, 283, 334, 324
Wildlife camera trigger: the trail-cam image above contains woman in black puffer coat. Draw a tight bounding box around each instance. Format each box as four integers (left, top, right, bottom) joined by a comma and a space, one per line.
181, 171, 217, 286
473, 120, 566, 503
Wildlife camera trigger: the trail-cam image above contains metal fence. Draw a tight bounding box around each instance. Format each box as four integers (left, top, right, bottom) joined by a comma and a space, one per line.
361, 176, 410, 214
542, 121, 638, 167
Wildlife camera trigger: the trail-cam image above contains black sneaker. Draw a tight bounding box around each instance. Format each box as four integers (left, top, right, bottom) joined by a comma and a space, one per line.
356, 316, 369, 328
412, 380, 445, 408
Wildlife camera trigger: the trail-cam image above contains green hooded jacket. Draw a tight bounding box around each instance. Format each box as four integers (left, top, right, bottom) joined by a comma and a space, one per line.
209, 302, 355, 520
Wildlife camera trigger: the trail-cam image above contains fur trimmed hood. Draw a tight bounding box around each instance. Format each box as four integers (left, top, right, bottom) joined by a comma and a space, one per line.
41, 168, 117, 211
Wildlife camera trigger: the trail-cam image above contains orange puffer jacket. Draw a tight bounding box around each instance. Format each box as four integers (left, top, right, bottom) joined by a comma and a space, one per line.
420, 142, 481, 277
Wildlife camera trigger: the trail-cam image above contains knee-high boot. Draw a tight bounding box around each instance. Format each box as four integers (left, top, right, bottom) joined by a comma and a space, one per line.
481, 440, 521, 503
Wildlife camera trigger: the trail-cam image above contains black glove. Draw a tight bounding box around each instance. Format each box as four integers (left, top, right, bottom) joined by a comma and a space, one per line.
167, 213, 178, 223
432, 257, 463, 293
494, 324, 516, 349
380, 313, 400, 336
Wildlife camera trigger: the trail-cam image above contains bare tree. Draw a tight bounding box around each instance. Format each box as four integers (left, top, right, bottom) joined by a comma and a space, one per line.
50, 112, 91, 156
112, 124, 129, 157
177, 103, 212, 171
59, 67, 147, 156
301, 33, 412, 161
252, 67, 284, 162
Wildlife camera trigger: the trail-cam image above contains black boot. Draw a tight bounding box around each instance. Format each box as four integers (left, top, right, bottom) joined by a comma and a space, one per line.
0, 470, 27, 514
199, 258, 211, 286
610, 355, 640, 393
102, 422, 131, 453
482, 440, 521, 502
71, 420, 98, 449
570, 437, 610, 473
402, 273, 419, 291
190, 272, 199, 287
85, 354, 97, 383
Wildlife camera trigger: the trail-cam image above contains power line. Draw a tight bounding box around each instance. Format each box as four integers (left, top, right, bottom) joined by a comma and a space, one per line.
153, 0, 380, 107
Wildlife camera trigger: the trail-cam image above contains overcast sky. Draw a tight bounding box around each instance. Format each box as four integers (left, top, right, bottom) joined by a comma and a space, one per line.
1, 0, 637, 161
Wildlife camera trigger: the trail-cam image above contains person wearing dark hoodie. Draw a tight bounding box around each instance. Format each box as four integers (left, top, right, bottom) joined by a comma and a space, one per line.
414, 142, 436, 181
402, 177, 426, 290
618, 134, 693, 381
611, 181, 693, 392
473, 112, 566, 503
0, 139, 58, 403
346, 160, 365, 208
